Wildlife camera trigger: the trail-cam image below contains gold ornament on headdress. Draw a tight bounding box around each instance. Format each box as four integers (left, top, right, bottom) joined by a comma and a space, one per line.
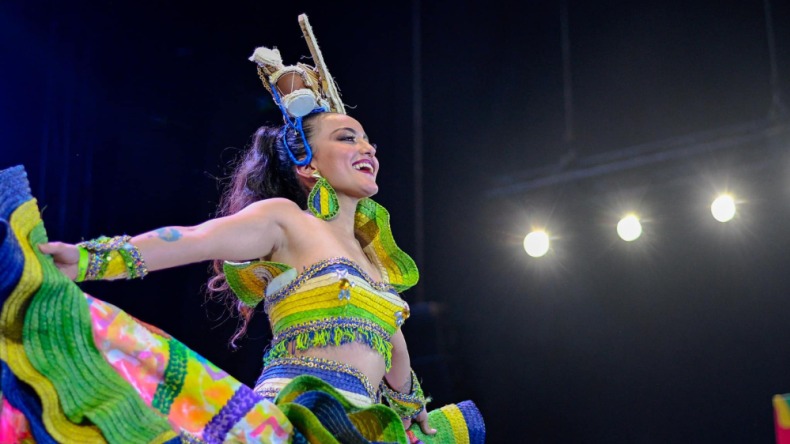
248, 14, 346, 118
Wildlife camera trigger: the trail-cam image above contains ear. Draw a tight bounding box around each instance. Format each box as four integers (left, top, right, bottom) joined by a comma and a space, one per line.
294, 163, 317, 181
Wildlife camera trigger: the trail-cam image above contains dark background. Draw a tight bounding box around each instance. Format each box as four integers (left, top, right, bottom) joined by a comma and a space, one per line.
2, 0, 790, 442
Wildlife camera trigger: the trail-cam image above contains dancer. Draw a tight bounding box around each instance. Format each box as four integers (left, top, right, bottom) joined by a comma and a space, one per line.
0, 14, 484, 443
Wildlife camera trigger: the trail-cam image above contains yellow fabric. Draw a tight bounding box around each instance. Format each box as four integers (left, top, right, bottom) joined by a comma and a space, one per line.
443, 404, 471, 444
150, 430, 180, 444
775, 395, 790, 428
320, 186, 330, 215
269, 273, 405, 332
262, 258, 407, 370
0, 199, 105, 442
102, 252, 128, 280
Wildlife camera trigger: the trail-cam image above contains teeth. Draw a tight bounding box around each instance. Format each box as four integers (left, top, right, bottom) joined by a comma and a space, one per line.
353, 162, 373, 172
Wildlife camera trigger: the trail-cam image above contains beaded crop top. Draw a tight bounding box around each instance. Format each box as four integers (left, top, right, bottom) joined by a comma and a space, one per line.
223, 198, 419, 371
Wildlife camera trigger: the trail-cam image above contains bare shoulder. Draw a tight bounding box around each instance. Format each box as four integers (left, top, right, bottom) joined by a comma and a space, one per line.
240, 198, 304, 223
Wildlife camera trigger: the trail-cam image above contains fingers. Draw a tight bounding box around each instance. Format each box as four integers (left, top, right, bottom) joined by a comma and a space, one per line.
403, 411, 436, 436
415, 410, 437, 435
38, 242, 80, 263
38, 242, 68, 254
419, 420, 437, 435
38, 242, 56, 253
35, 242, 80, 280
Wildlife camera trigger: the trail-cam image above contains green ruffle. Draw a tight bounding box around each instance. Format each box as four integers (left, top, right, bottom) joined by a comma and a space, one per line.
354, 198, 419, 293
23, 215, 174, 442
275, 375, 408, 444
223, 260, 291, 307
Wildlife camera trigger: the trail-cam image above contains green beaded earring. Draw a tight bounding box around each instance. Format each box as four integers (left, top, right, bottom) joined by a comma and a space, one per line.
308, 172, 339, 220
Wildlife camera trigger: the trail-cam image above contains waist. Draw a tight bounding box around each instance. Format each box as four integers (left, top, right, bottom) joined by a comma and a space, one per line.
293, 343, 386, 385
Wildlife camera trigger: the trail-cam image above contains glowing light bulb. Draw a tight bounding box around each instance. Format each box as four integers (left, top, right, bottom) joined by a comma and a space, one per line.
711, 194, 736, 222
617, 215, 642, 241
523, 230, 550, 257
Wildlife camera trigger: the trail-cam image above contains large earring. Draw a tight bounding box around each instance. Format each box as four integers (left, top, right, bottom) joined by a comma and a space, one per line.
308, 171, 339, 220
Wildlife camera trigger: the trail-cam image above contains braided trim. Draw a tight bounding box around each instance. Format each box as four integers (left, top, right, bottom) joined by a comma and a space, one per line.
380, 369, 430, 419
76, 235, 148, 280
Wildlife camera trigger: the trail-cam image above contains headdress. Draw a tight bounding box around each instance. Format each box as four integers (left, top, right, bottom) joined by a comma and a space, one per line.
248, 14, 345, 166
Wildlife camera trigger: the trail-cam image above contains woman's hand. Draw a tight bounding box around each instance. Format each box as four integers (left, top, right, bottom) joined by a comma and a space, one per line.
403, 408, 436, 436
38, 242, 80, 280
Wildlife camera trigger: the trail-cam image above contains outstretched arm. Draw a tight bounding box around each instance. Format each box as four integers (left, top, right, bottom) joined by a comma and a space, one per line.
40, 198, 301, 280
132, 198, 294, 270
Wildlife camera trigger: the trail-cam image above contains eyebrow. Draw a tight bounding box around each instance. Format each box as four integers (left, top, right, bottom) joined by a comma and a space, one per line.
330, 127, 368, 140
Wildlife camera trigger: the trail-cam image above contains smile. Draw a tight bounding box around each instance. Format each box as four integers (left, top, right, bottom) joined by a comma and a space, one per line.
352, 160, 375, 174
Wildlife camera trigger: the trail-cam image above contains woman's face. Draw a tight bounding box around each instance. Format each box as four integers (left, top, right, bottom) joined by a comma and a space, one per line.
307, 113, 379, 198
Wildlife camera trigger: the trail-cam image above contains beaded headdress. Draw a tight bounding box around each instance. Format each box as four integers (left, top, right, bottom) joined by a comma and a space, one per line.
248, 14, 345, 166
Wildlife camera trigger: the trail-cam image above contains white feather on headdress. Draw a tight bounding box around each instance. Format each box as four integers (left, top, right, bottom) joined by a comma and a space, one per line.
248, 47, 284, 70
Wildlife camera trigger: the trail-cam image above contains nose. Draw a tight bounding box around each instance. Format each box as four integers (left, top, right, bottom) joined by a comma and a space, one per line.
361, 140, 377, 156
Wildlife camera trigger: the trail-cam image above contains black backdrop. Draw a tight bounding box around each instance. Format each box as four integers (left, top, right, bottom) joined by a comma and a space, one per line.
3, 1, 790, 441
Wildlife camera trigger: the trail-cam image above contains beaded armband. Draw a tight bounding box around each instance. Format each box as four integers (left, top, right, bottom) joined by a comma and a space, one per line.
380, 369, 430, 419
76, 235, 148, 281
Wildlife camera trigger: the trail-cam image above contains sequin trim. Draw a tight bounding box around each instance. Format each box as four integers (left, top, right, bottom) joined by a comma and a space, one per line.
77, 235, 148, 280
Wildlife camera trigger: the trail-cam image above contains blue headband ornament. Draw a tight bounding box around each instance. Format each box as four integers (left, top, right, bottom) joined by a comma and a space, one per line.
249, 14, 346, 166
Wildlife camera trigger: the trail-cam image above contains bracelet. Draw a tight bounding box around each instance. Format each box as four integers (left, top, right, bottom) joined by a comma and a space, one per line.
76, 235, 148, 281
75, 246, 89, 282
380, 369, 430, 420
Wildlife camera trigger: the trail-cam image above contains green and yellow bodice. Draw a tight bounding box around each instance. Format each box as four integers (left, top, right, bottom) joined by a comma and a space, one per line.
223, 198, 419, 371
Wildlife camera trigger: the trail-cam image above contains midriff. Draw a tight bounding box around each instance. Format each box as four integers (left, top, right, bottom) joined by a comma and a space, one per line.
294, 341, 386, 387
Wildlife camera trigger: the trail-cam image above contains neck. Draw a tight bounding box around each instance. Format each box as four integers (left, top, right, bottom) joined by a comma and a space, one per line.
324, 193, 360, 237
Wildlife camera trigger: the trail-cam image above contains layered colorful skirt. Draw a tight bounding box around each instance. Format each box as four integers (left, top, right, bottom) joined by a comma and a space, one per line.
0, 165, 485, 444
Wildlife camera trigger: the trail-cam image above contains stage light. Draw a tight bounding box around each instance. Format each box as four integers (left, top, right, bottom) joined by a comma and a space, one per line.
711, 194, 736, 222
617, 214, 642, 241
523, 230, 550, 257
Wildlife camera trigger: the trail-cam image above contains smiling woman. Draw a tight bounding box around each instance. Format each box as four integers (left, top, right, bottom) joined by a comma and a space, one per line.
1, 13, 484, 444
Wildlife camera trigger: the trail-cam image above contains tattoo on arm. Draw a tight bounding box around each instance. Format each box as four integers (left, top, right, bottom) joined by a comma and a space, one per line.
154, 227, 182, 242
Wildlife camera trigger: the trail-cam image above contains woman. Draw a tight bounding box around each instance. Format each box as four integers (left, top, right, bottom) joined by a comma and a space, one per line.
1, 14, 484, 444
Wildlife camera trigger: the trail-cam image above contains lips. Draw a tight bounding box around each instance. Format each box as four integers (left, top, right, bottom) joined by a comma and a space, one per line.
352, 159, 376, 175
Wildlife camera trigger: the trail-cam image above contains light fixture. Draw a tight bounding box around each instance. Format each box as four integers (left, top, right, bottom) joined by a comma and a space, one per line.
617, 214, 642, 241
523, 230, 550, 257
711, 194, 736, 222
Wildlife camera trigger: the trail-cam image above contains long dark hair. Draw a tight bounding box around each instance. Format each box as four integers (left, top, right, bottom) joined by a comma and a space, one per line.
207, 112, 323, 347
